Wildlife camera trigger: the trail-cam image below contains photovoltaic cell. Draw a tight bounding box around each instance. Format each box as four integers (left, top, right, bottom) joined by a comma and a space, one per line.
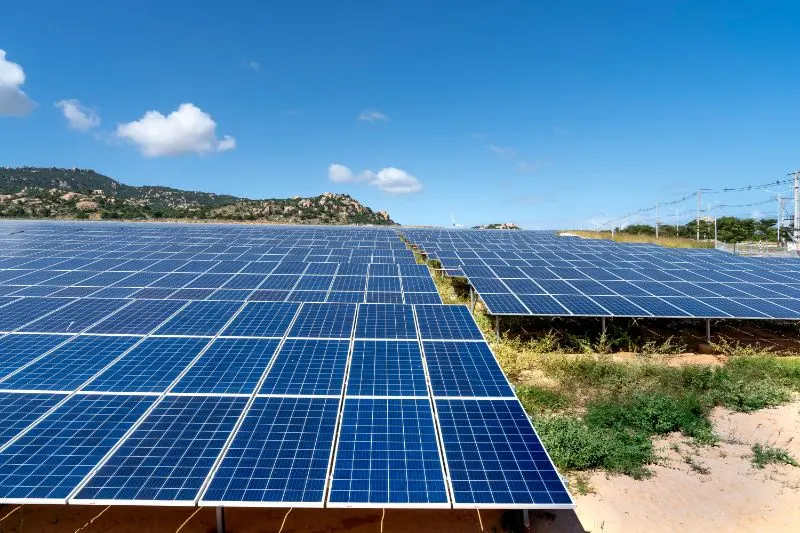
258, 339, 349, 395
201, 396, 339, 505
328, 399, 448, 506
74, 395, 247, 503
481, 293, 531, 315
346, 341, 427, 397
436, 399, 572, 507
83, 336, 210, 393
422, 341, 513, 398
0, 335, 139, 392
0, 394, 155, 501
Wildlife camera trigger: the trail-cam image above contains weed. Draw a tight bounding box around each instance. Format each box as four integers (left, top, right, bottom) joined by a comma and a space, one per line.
683, 454, 711, 475
517, 385, 570, 413
585, 393, 717, 445
751, 443, 799, 469
570, 473, 596, 495
533, 413, 655, 478
640, 335, 688, 355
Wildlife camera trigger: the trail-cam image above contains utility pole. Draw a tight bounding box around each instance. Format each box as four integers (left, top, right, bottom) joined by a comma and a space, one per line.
792, 171, 800, 244
655, 203, 660, 239
777, 194, 784, 246
696, 189, 701, 241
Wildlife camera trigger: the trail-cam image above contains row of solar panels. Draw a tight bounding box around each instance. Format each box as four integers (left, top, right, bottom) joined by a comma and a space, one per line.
0, 302, 572, 508
403, 229, 800, 319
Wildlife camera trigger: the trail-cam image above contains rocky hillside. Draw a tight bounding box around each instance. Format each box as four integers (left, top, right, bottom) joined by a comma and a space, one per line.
473, 222, 521, 229
0, 167, 395, 225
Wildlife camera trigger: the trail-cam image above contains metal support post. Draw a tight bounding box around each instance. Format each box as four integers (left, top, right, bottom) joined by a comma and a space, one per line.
523, 509, 531, 533
705, 319, 711, 343
470, 286, 475, 314
216, 507, 225, 533
495, 315, 500, 342
601, 317, 606, 335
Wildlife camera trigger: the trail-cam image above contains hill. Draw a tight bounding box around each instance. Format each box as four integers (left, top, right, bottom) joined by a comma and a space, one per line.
0, 167, 395, 225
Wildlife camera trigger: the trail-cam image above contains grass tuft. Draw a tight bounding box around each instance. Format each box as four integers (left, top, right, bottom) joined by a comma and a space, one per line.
751, 443, 799, 469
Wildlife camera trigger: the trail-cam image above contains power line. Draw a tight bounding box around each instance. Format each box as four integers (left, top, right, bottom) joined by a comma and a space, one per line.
602, 175, 794, 228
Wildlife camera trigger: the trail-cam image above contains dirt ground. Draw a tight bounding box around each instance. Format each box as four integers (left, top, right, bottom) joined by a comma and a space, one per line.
569, 399, 800, 533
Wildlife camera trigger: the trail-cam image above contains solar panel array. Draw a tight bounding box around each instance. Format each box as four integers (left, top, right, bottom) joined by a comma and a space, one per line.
403, 229, 800, 319
0, 222, 440, 306
0, 221, 572, 510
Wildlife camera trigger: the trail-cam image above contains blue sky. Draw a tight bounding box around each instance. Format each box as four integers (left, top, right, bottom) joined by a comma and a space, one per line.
1, 0, 799, 228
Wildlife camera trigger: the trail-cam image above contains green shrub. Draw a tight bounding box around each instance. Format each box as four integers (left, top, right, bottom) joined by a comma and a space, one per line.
533, 414, 654, 479
751, 443, 799, 469
517, 385, 569, 413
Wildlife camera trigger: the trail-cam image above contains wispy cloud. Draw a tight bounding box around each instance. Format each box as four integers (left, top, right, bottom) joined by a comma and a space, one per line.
240, 59, 261, 72
55, 99, 100, 131
516, 161, 542, 174
486, 143, 515, 156
357, 109, 389, 122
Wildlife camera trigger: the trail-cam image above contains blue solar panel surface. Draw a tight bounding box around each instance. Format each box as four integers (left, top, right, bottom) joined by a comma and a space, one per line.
328, 398, 449, 506
202, 397, 339, 505
0, 222, 574, 509
74, 395, 247, 503
346, 341, 427, 397
0, 394, 154, 501
258, 339, 349, 395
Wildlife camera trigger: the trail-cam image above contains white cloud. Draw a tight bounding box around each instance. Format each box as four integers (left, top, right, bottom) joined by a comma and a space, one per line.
357, 109, 389, 122
370, 167, 423, 194
0, 49, 36, 116
55, 99, 100, 131
486, 143, 515, 156
115, 103, 236, 157
328, 163, 422, 195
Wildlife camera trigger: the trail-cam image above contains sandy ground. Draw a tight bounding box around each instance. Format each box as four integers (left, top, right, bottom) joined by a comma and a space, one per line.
570, 399, 800, 533
0, 402, 796, 533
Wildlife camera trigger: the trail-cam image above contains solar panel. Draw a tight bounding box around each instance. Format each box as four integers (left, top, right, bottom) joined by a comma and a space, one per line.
415, 305, 483, 340
287, 303, 356, 338
83, 336, 210, 393
221, 301, 299, 337
0, 392, 65, 447
154, 301, 243, 336
0, 297, 76, 332
73, 395, 247, 504
436, 399, 572, 507
0, 334, 71, 379
172, 338, 281, 394
258, 339, 349, 395
346, 341, 428, 397
422, 341, 513, 398
87, 299, 187, 335
201, 396, 339, 506
0, 335, 140, 392
355, 304, 416, 340
0, 393, 155, 502
328, 398, 449, 506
